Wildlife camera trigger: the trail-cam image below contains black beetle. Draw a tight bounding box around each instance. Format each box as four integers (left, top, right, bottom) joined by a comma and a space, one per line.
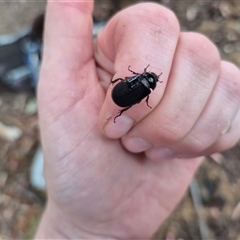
111, 65, 162, 122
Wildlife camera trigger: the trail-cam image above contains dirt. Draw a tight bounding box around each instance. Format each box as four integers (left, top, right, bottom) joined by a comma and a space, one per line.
0, 0, 240, 239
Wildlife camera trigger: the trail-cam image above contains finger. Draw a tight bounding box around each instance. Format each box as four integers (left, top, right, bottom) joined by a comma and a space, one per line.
44, 0, 93, 70
122, 32, 221, 154
147, 61, 240, 160
39, 0, 94, 105
170, 107, 240, 159
97, 3, 180, 138
38, 0, 95, 128
205, 106, 240, 154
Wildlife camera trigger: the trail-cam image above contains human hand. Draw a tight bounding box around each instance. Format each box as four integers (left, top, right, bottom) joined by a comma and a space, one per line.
35, 1, 240, 239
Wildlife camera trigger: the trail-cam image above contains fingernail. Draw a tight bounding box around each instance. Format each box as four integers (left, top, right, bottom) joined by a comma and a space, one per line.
221, 120, 231, 135
146, 147, 175, 161
104, 115, 134, 139
124, 137, 152, 153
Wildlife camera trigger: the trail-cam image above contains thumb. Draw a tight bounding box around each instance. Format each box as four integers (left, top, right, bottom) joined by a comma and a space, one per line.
38, 0, 94, 104
38, 1, 103, 163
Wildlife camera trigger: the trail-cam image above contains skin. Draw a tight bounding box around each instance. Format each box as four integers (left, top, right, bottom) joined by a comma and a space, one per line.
35, 0, 240, 239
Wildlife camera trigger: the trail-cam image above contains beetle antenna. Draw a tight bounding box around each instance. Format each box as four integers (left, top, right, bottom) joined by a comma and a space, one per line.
158, 72, 163, 78
144, 64, 150, 72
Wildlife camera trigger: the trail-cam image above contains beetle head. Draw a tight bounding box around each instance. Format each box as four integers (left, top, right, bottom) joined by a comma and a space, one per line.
146, 72, 159, 90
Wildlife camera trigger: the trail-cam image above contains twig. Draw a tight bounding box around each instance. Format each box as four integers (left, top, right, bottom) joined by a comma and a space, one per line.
190, 177, 210, 240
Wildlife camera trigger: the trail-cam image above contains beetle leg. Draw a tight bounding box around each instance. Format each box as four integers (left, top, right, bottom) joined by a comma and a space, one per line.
158, 72, 163, 78
128, 65, 139, 75
145, 96, 152, 109
144, 64, 150, 72
114, 106, 132, 123
110, 78, 124, 85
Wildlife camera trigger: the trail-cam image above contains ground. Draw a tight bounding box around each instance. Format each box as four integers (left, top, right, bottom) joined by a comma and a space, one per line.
0, 0, 240, 239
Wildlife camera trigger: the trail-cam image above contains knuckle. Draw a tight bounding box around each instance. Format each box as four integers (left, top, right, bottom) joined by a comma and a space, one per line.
135, 3, 179, 25
118, 3, 180, 37
219, 61, 240, 101
185, 136, 210, 153
154, 118, 187, 144
227, 138, 239, 149
179, 32, 220, 76
215, 137, 239, 152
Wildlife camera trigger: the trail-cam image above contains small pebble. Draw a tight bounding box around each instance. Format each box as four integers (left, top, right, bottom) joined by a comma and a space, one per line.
24, 98, 37, 115
186, 5, 198, 21
223, 43, 235, 53
0, 122, 22, 141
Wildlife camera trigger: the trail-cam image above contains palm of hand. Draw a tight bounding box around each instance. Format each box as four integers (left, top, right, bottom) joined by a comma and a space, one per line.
38, 58, 199, 238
